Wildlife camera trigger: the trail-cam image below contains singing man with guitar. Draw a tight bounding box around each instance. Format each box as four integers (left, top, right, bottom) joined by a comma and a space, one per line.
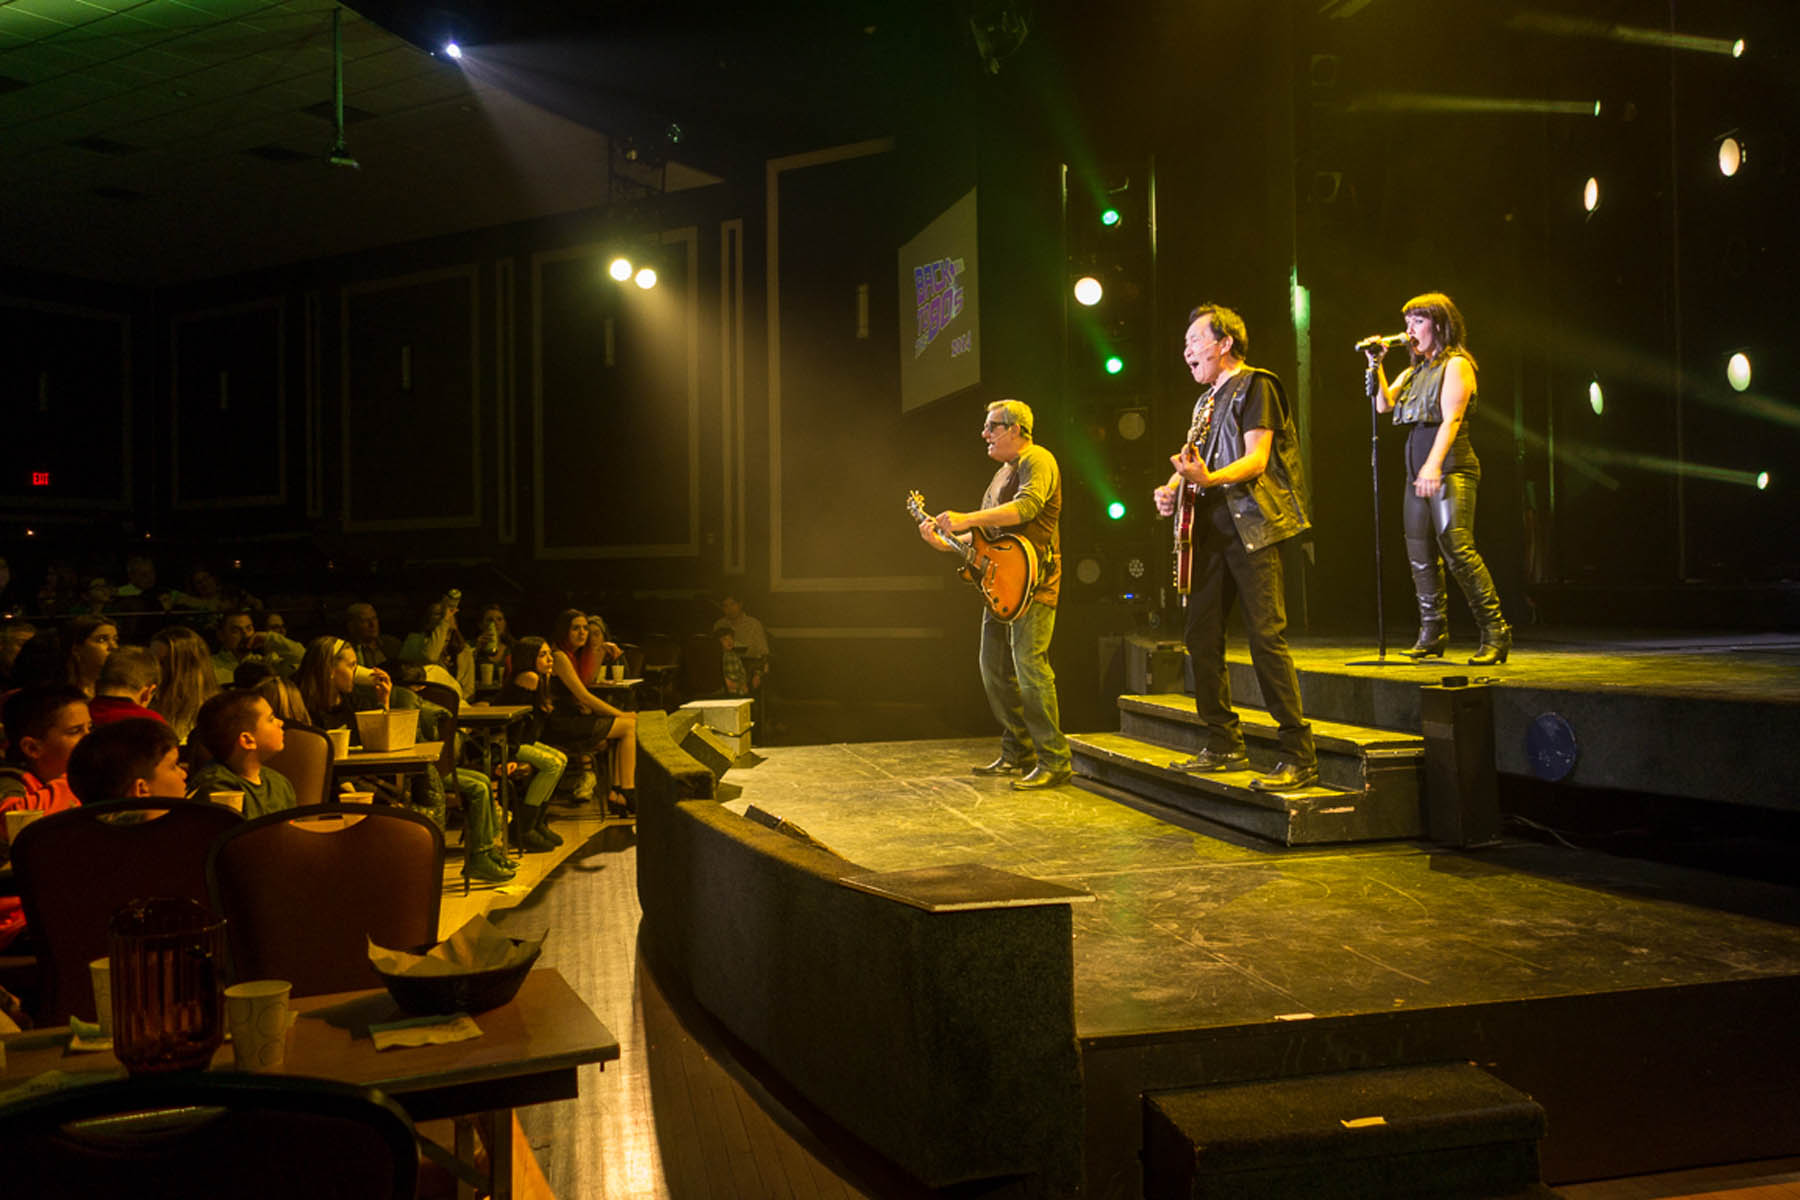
1151, 305, 1318, 792
917, 399, 1072, 790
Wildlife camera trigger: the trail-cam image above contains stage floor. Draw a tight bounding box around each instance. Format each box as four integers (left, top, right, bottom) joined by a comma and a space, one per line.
721, 736, 1800, 1042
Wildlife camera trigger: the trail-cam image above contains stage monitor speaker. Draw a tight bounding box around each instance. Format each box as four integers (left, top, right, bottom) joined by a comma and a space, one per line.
1124, 634, 1188, 695
1420, 679, 1500, 847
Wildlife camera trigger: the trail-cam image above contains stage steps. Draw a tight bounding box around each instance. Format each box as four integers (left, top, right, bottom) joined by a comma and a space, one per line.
1142, 1062, 1555, 1200
1069, 694, 1425, 845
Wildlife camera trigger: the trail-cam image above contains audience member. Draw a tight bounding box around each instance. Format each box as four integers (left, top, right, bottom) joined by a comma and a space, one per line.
715, 622, 751, 696
60, 615, 119, 697
88, 645, 168, 728
71, 578, 116, 616
472, 604, 515, 685
65, 717, 187, 803
717, 593, 771, 677
0, 618, 37, 686
346, 602, 401, 669
232, 660, 276, 689
256, 677, 312, 727
0, 685, 90, 814
148, 626, 220, 744
212, 608, 302, 684
400, 597, 475, 698
164, 567, 227, 631
296, 636, 392, 736
0, 556, 22, 615
6, 633, 64, 690
549, 609, 636, 814
494, 636, 569, 851
185, 690, 295, 819
111, 554, 166, 612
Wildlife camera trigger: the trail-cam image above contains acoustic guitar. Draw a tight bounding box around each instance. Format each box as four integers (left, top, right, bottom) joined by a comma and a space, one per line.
907, 490, 1038, 622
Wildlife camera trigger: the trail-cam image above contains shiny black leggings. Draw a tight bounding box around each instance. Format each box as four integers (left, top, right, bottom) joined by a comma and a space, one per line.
1403, 472, 1505, 632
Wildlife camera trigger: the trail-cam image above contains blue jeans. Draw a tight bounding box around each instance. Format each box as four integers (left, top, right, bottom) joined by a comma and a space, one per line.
978, 602, 1070, 772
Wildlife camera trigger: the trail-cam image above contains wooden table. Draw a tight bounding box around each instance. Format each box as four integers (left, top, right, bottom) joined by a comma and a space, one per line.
1, 968, 618, 1198
331, 741, 444, 791
458, 705, 532, 846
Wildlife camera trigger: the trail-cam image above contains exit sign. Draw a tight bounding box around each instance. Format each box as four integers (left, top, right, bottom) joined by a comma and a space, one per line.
31, 471, 50, 487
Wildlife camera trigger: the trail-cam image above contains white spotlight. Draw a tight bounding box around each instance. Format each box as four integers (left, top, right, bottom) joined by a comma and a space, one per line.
1718, 136, 1744, 177
1756, 471, 1770, 490
1582, 176, 1601, 213
1588, 379, 1604, 415
1732, 39, 1746, 59
444, 42, 463, 60
608, 258, 633, 282
1727, 352, 1752, 392
1073, 276, 1103, 306
634, 266, 657, 290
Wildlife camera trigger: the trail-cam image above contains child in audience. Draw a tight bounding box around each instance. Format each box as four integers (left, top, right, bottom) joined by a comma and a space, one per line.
65, 717, 188, 803
148, 626, 219, 744
495, 636, 569, 851
88, 646, 168, 728
61, 615, 119, 697
715, 622, 750, 696
185, 690, 295, 819
295, 636, 391, 732
0, 685, 90, 814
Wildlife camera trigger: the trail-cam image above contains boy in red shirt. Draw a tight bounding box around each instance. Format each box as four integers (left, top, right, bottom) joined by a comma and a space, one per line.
0, 685, 90, 815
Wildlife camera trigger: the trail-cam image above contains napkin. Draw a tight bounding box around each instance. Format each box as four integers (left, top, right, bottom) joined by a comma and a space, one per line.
369, 1013, 482, 1051
66, 1016, 113, 1054
367, 913, 543, 977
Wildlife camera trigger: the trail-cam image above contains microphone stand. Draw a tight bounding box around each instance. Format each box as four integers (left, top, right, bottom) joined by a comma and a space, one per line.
1348, 361, 1401, 667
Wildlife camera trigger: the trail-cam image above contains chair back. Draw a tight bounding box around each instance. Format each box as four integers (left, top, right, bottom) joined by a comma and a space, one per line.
265, 721, 332, 807
208, 805, 444, 996
11, 801, 244, 1025
0, 1073, 417, 1200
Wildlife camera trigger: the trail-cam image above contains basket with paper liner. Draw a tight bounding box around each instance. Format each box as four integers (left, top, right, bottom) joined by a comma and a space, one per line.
354, 706, 419, 751
369, 915, 543, 1015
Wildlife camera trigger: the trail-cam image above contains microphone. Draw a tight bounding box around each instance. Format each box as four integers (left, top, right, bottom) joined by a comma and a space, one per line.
1355, 332, 1409, 351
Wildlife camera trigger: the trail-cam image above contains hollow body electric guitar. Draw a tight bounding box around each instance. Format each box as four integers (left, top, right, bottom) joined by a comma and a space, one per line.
907, 490, 1038, 622
1172, 443, 1202, 596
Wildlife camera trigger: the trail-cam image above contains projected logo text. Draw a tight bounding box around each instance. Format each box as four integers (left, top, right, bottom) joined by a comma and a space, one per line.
913, 257, 966, 358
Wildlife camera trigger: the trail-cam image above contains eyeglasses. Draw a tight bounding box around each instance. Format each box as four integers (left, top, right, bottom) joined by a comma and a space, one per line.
982, 420, 1014, 433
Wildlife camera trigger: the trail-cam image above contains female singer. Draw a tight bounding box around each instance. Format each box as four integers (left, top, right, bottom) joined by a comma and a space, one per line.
1364, 292, 1509, 665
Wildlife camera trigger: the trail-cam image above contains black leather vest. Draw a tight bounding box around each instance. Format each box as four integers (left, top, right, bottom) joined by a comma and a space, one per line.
1200, 367, 1311, 552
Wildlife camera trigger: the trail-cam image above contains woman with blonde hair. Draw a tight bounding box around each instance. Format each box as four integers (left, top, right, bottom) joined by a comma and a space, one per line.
148, 625, 218, 743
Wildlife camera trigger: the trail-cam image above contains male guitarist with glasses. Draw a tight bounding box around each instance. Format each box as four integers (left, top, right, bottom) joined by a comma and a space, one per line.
918, 399, 1071, 790
1152, 305, 1318, 792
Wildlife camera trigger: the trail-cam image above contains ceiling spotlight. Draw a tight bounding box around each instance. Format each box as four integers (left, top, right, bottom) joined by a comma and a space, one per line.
1756, 471, 1769, 490
634, 266, 657, 289
1582, 176, 1600, 213
608, 258, 633, 282
1726, 351, 1752, 392
1588, 379, 1604, 415
1732, 39, 1746, 59
1073, 276, 1103, 306
1718, 135, 1744, 177
443, 42, 462, 60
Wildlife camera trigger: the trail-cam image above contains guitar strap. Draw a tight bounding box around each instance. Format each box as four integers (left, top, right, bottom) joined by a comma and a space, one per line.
1188, 387, 1218, 453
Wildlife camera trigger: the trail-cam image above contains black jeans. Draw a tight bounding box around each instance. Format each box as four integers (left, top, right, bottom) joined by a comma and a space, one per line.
1182, 498, 1315, 766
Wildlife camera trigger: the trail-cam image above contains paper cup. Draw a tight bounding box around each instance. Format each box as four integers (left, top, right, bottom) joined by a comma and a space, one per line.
477, 663, 496, 686
4, 808, 46, 845
352, 665, 377, 687
89, 957, 113, 1037
325, 727, 351, 759
225, 979, 292, 1071
208, 791, 245, 814
609, 664, 625, 682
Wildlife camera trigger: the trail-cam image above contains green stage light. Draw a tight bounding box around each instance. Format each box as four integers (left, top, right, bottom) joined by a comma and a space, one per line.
1101, 208, 1121, 227
1756, 471, 1770, 490
1107, 501, 1126, 520
1104, 355, 1124, 375
1588, 379, 1604, 415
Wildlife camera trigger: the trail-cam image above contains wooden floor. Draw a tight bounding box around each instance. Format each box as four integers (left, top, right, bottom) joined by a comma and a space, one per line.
475, 789, 1800, 1200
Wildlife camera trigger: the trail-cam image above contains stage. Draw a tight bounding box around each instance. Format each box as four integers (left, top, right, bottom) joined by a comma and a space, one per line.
717, 733, 1800, 1195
